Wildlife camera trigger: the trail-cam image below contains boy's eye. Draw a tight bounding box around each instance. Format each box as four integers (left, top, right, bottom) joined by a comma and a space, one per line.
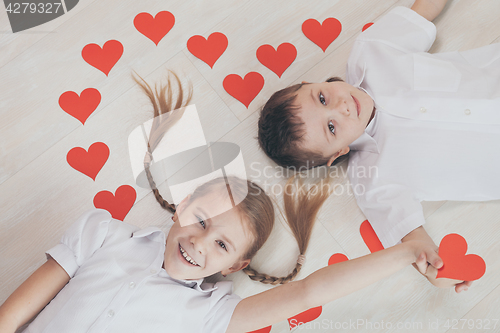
319, 92, 326, 106
328, 120, 335, 135
217, 240, 227, 251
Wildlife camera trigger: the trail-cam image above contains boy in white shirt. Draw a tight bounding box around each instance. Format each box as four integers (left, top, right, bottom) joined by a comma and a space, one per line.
258, 0, 500, 292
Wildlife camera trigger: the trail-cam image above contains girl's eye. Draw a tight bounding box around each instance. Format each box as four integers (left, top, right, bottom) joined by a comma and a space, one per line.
328, 120, 335, 135
197, 217, 206, 229
217, 240, 227, 251
319, 92, 326, 106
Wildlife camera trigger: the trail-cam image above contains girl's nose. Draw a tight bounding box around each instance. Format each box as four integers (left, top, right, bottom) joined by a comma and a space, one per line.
190, 235, 206, 255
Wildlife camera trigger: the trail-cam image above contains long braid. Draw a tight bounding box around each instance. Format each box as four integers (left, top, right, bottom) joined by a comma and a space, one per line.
242, 172, 333, 285
132, 70, 192, 214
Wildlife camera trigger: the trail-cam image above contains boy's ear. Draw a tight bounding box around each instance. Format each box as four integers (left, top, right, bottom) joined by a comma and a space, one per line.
326, 147, 350, 166
220, 259, 251, 276
301, 81, 309, 84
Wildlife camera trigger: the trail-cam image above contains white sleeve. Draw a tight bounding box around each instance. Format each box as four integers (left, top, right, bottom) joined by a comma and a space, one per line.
358, 6, 437, 54
355, 182, 426, 248
203, 281, 242, 333
45, 209, 113, 278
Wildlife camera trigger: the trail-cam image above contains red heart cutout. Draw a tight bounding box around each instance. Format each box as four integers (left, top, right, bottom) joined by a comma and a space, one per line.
288, 306, 322, 330
59, 88, 101, 125
134, 11, 175, 46
328, 253, 349, 265
256, 43, 296, 78
66, 142, 109, 181
436, 233, 486, 281
93, 185, 136, 221
246, 326, 271, 333
82, 40, 123, 76
360, 220, 384, 253
187, 32, 228, 68
223, 72, 264, 108
302, 18, 342, 52
362, 23, 374, 32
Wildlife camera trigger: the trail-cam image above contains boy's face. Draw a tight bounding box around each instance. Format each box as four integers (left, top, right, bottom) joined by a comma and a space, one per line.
294, 81, 374, 166
163, 193, 253, 281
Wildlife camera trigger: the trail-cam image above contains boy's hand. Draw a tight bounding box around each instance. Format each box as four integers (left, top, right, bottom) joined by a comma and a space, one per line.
411, 0, 449, 21
403, 226, 471, 293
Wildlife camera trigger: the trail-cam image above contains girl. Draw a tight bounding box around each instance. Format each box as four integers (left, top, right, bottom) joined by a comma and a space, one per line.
0, 73, 435, 333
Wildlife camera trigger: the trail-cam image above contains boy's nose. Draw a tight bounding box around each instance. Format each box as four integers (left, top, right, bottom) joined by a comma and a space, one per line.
334, 99, 350, 116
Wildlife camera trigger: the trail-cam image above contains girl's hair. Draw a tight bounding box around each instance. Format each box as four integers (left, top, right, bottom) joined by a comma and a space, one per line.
257, 76, 349, 169
133, 71, 333, 285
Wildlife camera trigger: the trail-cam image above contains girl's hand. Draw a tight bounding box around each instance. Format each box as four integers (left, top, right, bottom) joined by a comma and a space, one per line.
423, 263, 473, 293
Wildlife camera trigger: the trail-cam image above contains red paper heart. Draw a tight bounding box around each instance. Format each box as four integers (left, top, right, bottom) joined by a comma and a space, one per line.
288, 306, 322, 330
256, 43, 296, 78
187, 32, 228, 68
436, 233, 486, 281
362, 23, 374, 32
59, 88, 101, 125
360, 220, 384, 253
223, 72, 264, 108
82, 40, 123, 76
246, 326, 271, 333
66, 142, 109, 181
93, 185, 136, 221
328, 253, 349, 265
302, 18, 342, 52
134, 11, 175, 46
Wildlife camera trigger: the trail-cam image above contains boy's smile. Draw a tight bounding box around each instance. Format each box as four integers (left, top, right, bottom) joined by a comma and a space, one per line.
163, 193, 253, 281
294, 81, 375, 166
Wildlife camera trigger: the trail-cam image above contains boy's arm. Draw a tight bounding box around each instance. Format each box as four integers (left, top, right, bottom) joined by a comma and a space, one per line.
411, 0, 449, 21
401, 226, 472, 292
0, 257, 70, 332
226, 240, 427, 333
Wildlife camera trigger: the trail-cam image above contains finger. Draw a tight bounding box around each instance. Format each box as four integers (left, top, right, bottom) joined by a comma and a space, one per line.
425, 265, 438, 279
415, 253, 428, 275
426, 250, 443, 269
464, 281, 473, 287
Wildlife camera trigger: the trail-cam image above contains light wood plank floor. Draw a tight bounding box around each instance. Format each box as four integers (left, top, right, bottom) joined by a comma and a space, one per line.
1, 0, 499, 332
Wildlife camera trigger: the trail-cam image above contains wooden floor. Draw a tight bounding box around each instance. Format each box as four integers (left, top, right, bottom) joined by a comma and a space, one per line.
1, 0, 500, 332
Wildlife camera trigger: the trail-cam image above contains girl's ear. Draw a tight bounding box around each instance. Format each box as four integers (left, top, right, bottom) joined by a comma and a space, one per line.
220, 259, 251, 276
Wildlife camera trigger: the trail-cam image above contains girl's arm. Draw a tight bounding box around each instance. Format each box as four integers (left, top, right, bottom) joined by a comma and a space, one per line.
226, 240, 427, 333
411, 0, 449, 21
0, 257, 70, 332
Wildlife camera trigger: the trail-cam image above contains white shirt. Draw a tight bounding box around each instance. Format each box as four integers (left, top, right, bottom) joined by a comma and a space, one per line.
23, 209, 241, 333
346, 6, 500, 248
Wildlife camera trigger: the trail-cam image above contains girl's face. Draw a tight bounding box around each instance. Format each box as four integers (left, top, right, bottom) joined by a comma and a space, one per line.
294, 81, 375, 165
163, 192, 254, 280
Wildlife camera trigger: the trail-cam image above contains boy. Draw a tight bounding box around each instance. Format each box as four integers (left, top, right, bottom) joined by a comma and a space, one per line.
258, 0, 500, 292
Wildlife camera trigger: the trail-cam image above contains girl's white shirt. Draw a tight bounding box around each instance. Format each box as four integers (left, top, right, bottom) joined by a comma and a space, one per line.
23, 209, 241, 333
346, 6, 500, 248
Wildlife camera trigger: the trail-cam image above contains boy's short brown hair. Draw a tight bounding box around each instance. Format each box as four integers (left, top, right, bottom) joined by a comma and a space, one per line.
257, 77, 348, 169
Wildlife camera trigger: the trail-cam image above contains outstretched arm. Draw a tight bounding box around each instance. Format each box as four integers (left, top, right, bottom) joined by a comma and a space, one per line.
0, 258, 70, 332
226, 240, 429, 333
411, 0, 449, 21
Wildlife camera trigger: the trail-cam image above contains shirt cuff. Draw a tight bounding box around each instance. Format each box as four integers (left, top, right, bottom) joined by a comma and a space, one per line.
379, 211, 426, 248
46, 243, 80, 278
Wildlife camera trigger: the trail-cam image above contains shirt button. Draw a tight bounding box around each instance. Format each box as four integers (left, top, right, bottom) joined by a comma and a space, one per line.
129, 282, 135, 289
107, 310, 115, 317
150, 269, 157, 274
420, 107, 427, 113
464, 109, 471, 115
